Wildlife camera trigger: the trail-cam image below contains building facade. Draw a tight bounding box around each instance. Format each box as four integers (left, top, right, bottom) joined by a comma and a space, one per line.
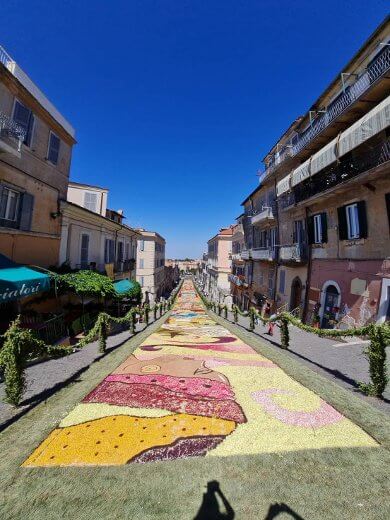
229, 220, 249, 309
0, 45, 76, 267
136, 230, 166, 303
60, 182, 138, 279
240, 18, 390, 327
205, 227, 233, 302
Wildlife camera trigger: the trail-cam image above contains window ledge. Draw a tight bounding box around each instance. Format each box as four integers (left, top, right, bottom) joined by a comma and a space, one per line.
343, 239, 365, 246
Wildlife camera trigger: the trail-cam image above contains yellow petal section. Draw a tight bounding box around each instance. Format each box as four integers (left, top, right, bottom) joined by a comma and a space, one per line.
22, 414, 235, 467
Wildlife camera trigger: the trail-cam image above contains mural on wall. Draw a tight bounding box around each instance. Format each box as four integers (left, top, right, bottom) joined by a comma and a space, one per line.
23, 279, 376, 467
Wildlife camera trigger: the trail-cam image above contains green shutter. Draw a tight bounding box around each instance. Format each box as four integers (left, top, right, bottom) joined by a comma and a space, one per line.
321, 213, 328, 243
337, 206, 348, 240
357, 200, 368, 238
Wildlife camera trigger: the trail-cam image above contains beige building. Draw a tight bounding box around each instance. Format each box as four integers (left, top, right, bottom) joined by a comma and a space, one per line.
240, 17, 390, 327
136, 229, 166, 303
60, 182, 139, 279
205, 227, 233, 302
0, 45, 76, 267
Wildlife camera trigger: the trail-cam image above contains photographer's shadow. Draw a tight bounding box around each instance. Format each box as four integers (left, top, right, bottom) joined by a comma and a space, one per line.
193, 480, 235, 520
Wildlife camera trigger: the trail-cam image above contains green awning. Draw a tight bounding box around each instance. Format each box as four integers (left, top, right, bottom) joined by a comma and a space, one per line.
0, 254, 51, 303
113, 278, 136, 295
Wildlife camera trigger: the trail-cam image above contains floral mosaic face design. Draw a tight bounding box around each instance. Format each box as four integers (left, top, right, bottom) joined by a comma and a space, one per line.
23, 280, 376, 467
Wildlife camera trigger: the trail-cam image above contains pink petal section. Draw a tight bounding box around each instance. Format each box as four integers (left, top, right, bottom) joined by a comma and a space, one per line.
251, 388, 344, 428
105, 373, 234, 399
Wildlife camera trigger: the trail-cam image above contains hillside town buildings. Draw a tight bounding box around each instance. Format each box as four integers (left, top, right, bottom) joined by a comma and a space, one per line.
202, 18, 390, 328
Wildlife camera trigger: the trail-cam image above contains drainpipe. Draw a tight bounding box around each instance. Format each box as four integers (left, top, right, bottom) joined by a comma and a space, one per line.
303, 206, 312, 323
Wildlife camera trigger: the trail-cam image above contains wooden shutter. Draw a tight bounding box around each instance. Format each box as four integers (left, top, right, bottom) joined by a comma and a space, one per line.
19, 193, 34, 231
357, 200, 368, 238
321, 212, 328, 243
337, 206, 348, 240
307, 216, 314, 244
13, 101, 34, 146
80, 234, 89, 265
48, 133, 60, 164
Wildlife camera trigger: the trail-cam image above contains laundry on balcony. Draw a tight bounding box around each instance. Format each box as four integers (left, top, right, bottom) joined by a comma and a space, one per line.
0, 254, 51, 303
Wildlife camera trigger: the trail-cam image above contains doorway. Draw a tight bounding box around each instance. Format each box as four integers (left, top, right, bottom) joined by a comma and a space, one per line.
290, 277, 302, 312
321, 284, 340, 328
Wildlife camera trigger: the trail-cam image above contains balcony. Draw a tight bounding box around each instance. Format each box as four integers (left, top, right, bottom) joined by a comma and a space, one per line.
279, 243, 307, 264
265, 45, 390, 175
241, 249, 250, 260
0, 111, 26, 157
251, 247, 276, 261
231, 253, 242, 261
292, 46, 390, 158
280, 138, 390, 209
251, 207, 275, 226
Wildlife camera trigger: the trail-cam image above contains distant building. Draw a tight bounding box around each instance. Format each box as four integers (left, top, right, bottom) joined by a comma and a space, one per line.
166, 259, 200, 273
229, 219, 248, 309
136, 229, 166, 303
60, 182, 139, 279
0, 45, 76, 267
205, 226, 233, 302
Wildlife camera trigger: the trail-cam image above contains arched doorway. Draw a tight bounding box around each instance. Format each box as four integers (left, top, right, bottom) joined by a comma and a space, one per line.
290, 277, 302, 312
320, 282, 341, 329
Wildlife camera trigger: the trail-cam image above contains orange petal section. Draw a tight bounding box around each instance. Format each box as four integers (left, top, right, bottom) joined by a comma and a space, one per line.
22, 413, 235, 467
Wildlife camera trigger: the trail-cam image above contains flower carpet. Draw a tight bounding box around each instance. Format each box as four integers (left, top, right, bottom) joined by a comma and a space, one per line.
23, 280, 376, 467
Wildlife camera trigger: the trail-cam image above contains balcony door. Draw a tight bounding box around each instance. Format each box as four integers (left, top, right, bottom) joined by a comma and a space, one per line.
293, 220, 305, 244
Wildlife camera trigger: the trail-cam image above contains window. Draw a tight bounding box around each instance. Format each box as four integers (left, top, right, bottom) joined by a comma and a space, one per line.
47, 132, 60, 165
338, 201, 367, 240
80, 234, 89, 267
139, 276, 144, 286
13, 100, 34, 146
270, 228, 276, 249
139, 259, 144, 269
0, 187, 20, 222
125, 242, 130, 260
0, 185, 34, 231
279, 270, 286, 294
308, 213, 327, 244
139, 240, 145, 251
104, 239, 115, 263
117, 241, 124, 263
84, 192, 98, 213
346, 204, 359, 239
293, 220, 305, 244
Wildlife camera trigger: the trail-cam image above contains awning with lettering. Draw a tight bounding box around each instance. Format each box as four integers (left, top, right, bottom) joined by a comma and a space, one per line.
0, 254, 51, 303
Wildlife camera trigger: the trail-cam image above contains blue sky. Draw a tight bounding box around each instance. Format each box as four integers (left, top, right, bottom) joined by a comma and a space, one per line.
2, 1, 388, 258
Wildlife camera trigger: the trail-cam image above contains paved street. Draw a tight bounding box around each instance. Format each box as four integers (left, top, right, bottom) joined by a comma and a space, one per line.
23, 279, 376, 467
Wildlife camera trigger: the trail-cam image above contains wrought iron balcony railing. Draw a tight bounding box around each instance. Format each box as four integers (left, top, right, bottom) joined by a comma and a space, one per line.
264, 46, 390, 175
280, 138, 390, 209
292, 47, 390, 157
0, 111, 26, 154
279, 243, 307, 263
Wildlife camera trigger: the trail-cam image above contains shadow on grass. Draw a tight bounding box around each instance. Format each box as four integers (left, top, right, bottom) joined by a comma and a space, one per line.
193, 481, 305, 520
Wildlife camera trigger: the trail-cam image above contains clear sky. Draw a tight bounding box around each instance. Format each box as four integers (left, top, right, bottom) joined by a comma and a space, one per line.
2, 1, 388, 258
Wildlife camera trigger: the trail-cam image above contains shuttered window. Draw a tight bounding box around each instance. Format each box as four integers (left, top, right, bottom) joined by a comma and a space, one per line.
13, 100, 34, 147
80, 234, 89, 267
104, 239, 115, 263
47, 132, 60, 165
279, 270, 286, 294
0, 185, 34, 230
338, 201, 368, 240
84, 192, 98, 212
308, 213, 328, 244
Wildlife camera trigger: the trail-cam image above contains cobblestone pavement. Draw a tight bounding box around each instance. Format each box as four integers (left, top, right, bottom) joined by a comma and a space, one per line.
225, 311, 390, 414
22, 280, 377, 467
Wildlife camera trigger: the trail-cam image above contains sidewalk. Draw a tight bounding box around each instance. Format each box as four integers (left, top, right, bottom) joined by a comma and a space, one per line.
222, 310, 390, 414
0, 317, 159, 431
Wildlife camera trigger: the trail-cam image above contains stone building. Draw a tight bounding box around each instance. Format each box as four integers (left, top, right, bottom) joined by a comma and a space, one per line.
205, 226, 233, 302
136, 229, 166, 303
240, 17, 390, 327
0, 45, 76, 267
